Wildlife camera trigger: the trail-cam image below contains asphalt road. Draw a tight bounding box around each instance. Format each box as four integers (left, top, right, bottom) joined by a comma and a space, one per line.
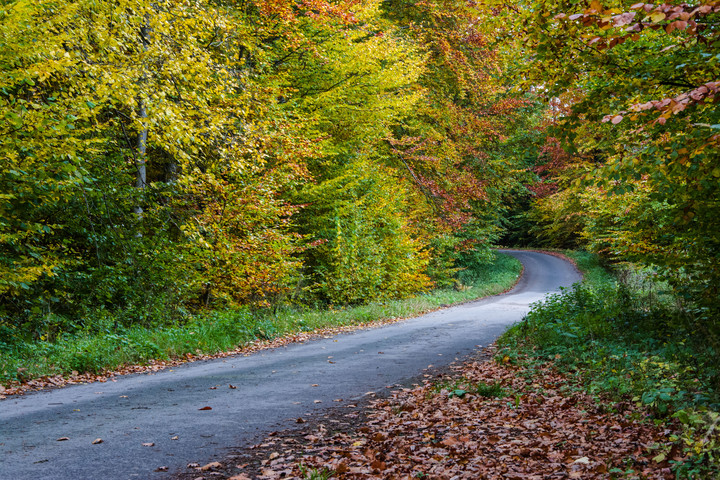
0, 250, 580, 480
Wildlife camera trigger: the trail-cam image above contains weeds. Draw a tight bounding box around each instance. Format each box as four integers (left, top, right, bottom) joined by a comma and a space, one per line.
298, 463, 335, 480
433, 377, 509, 399
499, 250, 720, 479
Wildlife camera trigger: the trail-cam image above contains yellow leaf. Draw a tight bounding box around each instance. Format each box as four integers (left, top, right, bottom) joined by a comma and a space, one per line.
650, 12, 666, 22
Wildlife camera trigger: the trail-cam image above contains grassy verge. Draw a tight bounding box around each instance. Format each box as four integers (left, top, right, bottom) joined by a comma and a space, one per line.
1, 252, 522, 389
498, 250, 720, 479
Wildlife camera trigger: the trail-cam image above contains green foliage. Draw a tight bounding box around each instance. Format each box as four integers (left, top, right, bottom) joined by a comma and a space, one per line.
669, 408, 720, 477
298, 463, 334, 480
433, 377, 508, 399
0, 0, 311, 335
299, 159, 432, 305
0, 253, 521, 384
0, 0, 524, 335
500, 0, 720, 320
500, 252, 720, 478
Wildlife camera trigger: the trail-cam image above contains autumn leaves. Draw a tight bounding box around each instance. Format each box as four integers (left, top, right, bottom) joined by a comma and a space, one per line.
0, 0, 521, 336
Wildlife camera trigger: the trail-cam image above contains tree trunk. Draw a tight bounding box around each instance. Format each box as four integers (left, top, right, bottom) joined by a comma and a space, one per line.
135, 21, 150, 217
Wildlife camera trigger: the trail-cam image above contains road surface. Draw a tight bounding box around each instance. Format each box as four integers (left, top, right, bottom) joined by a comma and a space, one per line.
0, 250, 580, 479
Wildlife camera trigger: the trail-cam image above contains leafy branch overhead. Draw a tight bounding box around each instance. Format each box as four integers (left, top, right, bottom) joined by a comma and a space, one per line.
496, 0, 720, 314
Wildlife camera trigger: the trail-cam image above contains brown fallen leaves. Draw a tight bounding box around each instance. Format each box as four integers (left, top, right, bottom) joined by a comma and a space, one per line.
191, 345, 679, 480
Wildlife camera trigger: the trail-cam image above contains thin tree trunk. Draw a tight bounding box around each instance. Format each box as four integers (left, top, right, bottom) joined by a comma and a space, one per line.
135, 99, 148, 215
135, 21, 150, 217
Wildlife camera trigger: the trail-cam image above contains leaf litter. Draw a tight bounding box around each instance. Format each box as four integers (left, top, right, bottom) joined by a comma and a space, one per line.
175, 344, 679, 479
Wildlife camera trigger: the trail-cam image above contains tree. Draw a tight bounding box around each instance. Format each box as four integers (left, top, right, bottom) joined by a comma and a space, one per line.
503, 0, 720, 319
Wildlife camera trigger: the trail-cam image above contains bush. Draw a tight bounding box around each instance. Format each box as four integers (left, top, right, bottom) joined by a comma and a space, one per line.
500, 253, 720, 478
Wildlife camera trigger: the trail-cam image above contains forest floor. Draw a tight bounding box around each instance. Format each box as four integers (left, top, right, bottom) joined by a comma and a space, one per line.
174, 344, 678, 480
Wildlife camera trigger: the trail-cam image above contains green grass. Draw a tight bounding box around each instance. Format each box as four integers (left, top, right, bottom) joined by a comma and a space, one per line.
1, 252, 522, 387
432, 377, 509, 399
498, 249, 720, 479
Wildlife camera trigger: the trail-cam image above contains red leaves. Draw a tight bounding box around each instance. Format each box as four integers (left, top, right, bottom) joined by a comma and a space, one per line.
198, 461, 223, 472
618, 81, 720, 124
613, 11, 637, 27
600, 80, 719, 128
556, 1, 720, 51
665, 20, 688, 33
255, 0, 358, 26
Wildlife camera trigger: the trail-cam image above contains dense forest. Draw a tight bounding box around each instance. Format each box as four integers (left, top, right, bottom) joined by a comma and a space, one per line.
1, 0, 718, 354
1, 0, 529, 337
3, 1, 720, 476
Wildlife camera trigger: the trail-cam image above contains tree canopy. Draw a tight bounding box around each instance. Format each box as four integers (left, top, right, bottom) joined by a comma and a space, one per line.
2, 0, 717, 343
1, 0, 526, 339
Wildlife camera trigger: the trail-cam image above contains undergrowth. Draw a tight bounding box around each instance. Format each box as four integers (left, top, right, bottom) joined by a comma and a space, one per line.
1, 252, 522, 387
432, 377, 508, 399
499, 250, 720, 479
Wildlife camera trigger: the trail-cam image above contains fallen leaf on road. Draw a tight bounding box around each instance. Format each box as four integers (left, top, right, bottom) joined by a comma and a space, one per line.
229, 475, 251, 480
91, 438, 103, 444
198, 406, 212, 410
296, 418, 306, 423
171, 436, 179, 440
229, 384, 237, 389
142, 442, 154, 447
311, 384, 319, 387
56, 437, 69, 441
198, 461, 222, 471
154, 466, 168, 472
313, 400, 322, 403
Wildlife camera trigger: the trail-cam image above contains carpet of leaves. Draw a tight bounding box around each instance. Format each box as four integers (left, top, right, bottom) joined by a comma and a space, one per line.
182, 346, 680, 480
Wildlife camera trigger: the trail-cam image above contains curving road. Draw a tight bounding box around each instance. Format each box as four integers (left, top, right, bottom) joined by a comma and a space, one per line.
0, 250, 580, 480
